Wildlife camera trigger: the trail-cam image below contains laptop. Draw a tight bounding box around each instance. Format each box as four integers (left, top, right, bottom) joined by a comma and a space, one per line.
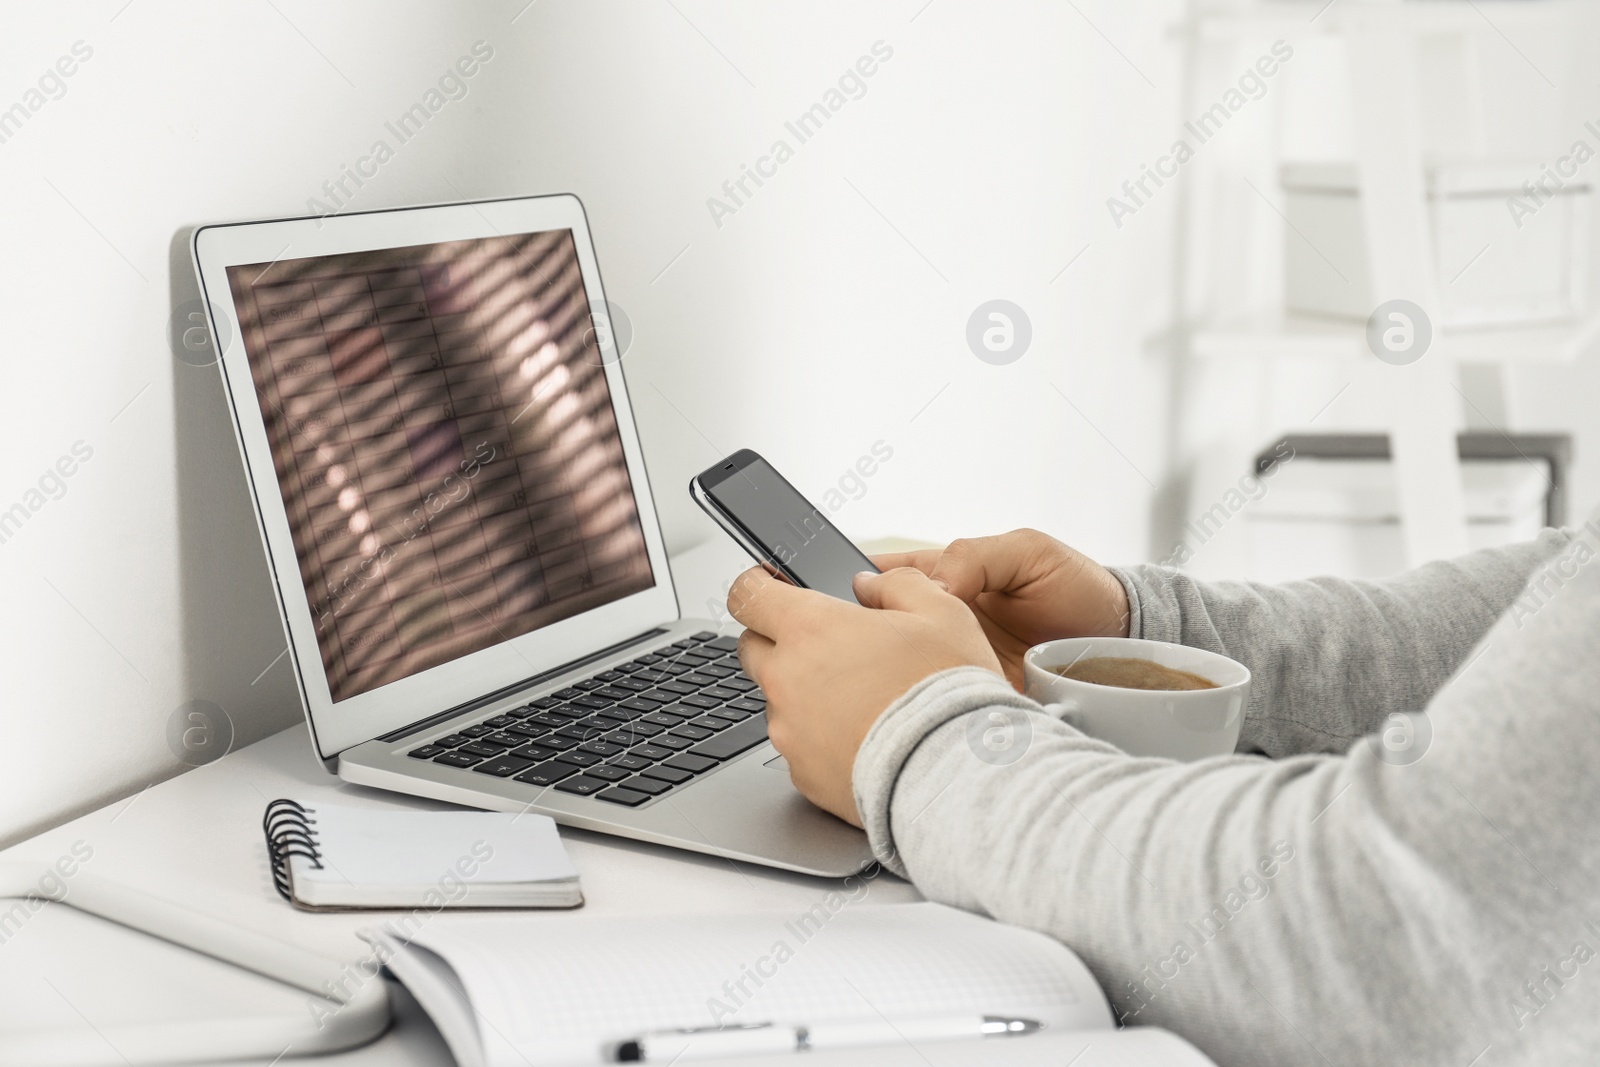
191, 194, 874, 878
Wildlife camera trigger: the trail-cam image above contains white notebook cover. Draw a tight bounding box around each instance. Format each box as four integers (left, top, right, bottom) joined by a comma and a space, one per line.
283, 802, 581, 909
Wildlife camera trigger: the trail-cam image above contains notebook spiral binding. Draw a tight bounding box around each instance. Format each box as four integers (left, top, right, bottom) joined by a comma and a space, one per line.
263, 798, 324, 902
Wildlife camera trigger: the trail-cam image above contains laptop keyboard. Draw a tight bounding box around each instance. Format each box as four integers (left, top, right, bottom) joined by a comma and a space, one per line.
405, 632, 770, 807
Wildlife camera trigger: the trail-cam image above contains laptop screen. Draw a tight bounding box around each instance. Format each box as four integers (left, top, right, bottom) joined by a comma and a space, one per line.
224, 230, 654, 703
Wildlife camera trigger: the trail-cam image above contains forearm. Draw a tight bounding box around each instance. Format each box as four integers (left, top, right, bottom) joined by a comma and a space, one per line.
855, 534, 1600, 1067
1109, 529, 1574, 756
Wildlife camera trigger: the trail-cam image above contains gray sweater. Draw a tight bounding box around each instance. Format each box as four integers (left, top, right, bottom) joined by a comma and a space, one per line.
853, 522, 1600, 1066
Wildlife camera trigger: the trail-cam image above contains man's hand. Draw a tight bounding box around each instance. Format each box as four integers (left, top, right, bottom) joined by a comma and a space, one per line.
874, 529, 1129, 690
729, 566, 1002, 827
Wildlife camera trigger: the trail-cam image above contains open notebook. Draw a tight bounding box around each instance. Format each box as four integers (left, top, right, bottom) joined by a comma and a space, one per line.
365, 902, 1217, 1067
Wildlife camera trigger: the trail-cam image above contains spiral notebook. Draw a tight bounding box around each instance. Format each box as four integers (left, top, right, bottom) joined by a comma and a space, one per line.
263, 799, 583, 911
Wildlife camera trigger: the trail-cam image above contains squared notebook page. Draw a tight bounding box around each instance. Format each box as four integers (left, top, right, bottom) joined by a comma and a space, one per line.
289, 804, 577, 894
404, 901, 1113, 1067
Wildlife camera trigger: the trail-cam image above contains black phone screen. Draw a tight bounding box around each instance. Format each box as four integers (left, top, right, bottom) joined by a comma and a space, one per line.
699, 451, 878, 603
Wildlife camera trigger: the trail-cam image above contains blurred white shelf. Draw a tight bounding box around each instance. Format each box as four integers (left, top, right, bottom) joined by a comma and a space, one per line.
1181, 0, 1588, 39
1191, 308, 1600, 364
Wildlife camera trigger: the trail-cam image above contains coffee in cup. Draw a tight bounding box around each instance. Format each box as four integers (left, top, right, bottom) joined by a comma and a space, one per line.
1051, 656, 1217, 692
1024, 638, 1249, 761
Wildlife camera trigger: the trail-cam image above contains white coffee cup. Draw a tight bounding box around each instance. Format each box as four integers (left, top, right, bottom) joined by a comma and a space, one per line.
1023, 637, 1249, 761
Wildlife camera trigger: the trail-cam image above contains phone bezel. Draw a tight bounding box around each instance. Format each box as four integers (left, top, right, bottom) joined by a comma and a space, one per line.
689, 449, 879, 593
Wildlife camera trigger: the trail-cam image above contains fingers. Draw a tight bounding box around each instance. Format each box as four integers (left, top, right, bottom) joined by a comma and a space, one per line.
726, 565, 825, 638
735, 627, 775, 687
851, 566, 960, 616
927, 529, 1052, 603
868, 548, 944, 576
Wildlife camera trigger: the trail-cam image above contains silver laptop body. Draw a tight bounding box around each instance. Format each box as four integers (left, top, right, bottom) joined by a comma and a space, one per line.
192, 194, 872, 878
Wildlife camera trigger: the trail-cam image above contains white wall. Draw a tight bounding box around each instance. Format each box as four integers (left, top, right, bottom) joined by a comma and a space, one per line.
0, 0, 1181, 844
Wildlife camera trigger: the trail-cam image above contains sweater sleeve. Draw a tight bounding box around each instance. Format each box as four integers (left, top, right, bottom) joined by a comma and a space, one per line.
1108, 529, 1572, 756
852, 524, 1600, 1066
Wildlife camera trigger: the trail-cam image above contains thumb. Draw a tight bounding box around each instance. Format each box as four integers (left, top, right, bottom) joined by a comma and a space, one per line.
852, 567, 957, 615
925, 537, 989, 603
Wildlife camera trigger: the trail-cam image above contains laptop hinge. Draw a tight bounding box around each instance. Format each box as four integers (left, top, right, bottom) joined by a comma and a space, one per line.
376, 627, 670, 743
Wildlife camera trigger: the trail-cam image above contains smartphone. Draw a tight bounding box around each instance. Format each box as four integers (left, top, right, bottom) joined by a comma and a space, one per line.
691, 449, 879, 603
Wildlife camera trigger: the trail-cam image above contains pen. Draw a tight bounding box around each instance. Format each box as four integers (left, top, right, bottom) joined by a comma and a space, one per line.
616, 1014, 1043, 1061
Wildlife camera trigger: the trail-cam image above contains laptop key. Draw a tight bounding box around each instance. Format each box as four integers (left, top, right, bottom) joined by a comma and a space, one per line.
575, 678, 606, 690
669, 725, 715, 742
671, 637, 699, 648
600, 703, 646, 721
434, 751, 484, 768
460, 724, 494, 738
640, 765, 693, 785
554, 726, 604, 744
484, 715, 517, 728
689, 716, 733, 732
435, 734, 471, 748
664, 753, 718, 775
459, 740, 508, 757
538, 734, 578, 751
618, 774, 674, 795
509, 723, 552, 740
606, 721, 663, 742
523, 712, 570, 729
555, 750, 603, 768
585, 764, 632, 782
678, 672, 716, 687
475, 755, 535, 778
555, 775, 609, 796
689, 714, 770, 761
510, 744, 561, 763
504, 706, 539, 719
632, 669, 670, 683
486, 732, 527, 748
727, 698, 766, 713
571, 715, 618, 733
657, 680, 699, 695
701, 686, 740, 701
596, 787, 652, 807
705, 707, 751, 723
577, 740, 626, 757
700, 664, 738, 678
628, 744, 675, 761
596, 669, 627, 682
696, 631, 724, 643
640, 712, 688, 729
654, 734, 695, 751
613, 678, 652, 692
679, 695, 724, 710
594, 686, 634, 701
608, 753, 656, 771
659, 662, 693, 675
549, 705, 589, 720
723, 677, 760, 692
514, 761, 577, 786
570, 695, 614, 710
618, 698, 661, 714
408, 745, 447, 759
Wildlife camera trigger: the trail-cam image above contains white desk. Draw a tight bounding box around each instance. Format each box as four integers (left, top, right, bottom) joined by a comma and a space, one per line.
0, 534, 923, 1065
0, 721, 923, 1065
